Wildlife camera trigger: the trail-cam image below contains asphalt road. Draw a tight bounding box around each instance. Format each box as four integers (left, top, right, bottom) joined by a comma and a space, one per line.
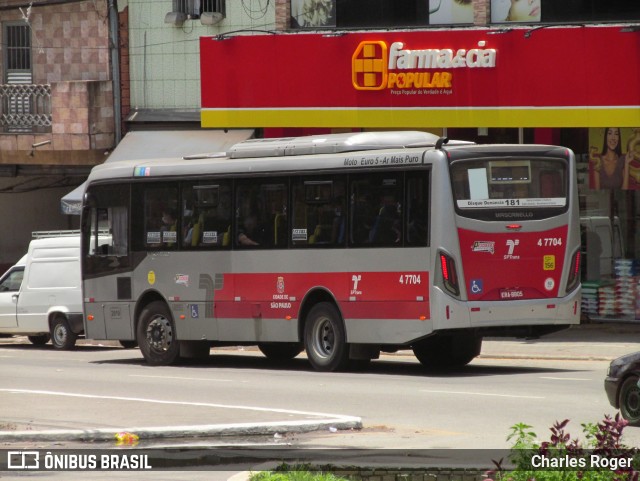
1, 323, 639, 450
1, 324, 640, 480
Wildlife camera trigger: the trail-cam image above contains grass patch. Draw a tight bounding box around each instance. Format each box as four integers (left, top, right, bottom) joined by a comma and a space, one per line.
250, 470, 350, 481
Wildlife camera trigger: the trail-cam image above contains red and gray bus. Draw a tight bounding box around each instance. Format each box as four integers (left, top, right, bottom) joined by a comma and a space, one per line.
80, 131, 581, 371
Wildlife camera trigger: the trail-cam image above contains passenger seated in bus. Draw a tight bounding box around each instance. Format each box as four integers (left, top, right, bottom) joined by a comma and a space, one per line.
408, 207, 427, 245
238, 214, 263, 246
351, 194, 374, 244
183, 215, 199, 246
332, 201, 345, 244
160, 209, 178, 246
369, 202, 401, 245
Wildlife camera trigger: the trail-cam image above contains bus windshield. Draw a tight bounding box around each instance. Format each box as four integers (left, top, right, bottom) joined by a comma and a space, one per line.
450, 158, 568, 221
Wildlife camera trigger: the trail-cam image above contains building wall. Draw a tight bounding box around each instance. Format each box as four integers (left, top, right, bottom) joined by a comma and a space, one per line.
0, 0, 111, 84
126, 0, 276, 110
0, 0, 113, 267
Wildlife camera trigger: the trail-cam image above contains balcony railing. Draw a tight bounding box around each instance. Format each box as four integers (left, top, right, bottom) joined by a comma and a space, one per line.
0, 83, 52, 133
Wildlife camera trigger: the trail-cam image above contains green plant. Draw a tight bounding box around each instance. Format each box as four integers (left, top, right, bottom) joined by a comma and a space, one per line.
486, 414, 639, 481
249, 466, 350, 481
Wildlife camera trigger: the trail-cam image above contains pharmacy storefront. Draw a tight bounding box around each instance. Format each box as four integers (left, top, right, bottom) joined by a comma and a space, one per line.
200, 26, 640, 321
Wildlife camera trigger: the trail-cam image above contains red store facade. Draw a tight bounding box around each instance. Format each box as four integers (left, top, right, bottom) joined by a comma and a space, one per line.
199, 24, 640, 321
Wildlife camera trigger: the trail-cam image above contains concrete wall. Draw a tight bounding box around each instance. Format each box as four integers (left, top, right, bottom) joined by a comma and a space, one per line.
127, 0, 276, 110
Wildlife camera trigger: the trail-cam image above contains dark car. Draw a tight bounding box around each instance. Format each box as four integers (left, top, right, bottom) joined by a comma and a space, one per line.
605, 351, 640, 426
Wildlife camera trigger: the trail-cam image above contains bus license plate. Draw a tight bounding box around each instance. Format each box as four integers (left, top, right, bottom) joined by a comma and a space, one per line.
500, 288, 524, 299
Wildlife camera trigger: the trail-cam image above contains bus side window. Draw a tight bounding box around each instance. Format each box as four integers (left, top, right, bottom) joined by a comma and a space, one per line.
83, 183, 131, 275
406, 172, 429, 246
235, 179, 287, 249
138, 184, 179, 250
292, 177, 345, 247
350, 173, 402, 247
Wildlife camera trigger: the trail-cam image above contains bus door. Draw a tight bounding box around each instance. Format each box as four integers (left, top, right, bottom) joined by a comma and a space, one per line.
82, 184, 133, 340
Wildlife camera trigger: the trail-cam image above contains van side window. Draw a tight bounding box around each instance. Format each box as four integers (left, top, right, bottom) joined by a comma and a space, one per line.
0, 268, 24, 292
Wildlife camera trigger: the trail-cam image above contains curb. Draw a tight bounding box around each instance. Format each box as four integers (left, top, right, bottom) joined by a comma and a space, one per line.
478, 354, 616, 361
0, 418, 362, 443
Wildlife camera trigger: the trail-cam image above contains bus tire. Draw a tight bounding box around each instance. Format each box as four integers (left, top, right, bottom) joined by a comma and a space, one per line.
619, 375, 640, 426
51, 316, 77, 350
137, 301, 180, 366
413, 334, 481, 369
258, 342, 303, 361
28, 334, 50, 346
304, 302, 349, 372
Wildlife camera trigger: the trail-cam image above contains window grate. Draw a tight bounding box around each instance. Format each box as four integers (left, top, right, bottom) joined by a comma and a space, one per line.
6, 25, 31, 71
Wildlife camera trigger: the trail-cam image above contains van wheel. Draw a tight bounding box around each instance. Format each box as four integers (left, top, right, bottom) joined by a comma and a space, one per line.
137, 301, 180, 366
51, 316, 77, 350
28, 334, 50, 346
304, 302, 349, 372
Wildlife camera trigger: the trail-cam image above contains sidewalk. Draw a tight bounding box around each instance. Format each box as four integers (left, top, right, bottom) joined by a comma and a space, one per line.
480, 321, 640, 361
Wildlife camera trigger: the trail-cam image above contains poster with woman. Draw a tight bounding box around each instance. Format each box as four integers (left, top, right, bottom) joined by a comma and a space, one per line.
491, 0, 541, 23
589, 127, 640, 190
429, 0, 474, 25
291, 0, 336, 28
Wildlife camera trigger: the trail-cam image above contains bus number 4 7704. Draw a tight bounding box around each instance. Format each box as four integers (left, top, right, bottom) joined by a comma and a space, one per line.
399, 274, 422, 285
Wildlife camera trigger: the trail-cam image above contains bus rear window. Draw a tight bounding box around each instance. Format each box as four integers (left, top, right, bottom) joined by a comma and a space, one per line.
451, 158, 568, 221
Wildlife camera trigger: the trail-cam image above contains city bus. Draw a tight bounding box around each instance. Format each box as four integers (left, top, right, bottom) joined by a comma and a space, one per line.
80, 131, 581, 371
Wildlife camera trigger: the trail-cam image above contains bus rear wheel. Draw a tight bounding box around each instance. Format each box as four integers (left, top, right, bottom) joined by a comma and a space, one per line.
304, 302, 349, 372
413, 334, 482, 369
137, 301, 180, 366
258, 342, 303, 361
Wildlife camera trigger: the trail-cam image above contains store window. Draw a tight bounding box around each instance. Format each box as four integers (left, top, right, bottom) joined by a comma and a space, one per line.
291, 0, 428, 28
561, 126, 640, 323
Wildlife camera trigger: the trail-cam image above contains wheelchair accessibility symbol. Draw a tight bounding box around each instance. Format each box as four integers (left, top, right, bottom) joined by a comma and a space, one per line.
470, 279, 483, 294
189, 304, 199, 319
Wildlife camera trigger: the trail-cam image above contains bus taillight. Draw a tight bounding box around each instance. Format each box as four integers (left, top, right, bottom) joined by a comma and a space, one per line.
566, 249, 581, 292
439, 251, 460, 296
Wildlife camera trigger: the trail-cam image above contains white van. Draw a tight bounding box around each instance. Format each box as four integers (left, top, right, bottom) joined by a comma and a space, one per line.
0, 234, 82, 349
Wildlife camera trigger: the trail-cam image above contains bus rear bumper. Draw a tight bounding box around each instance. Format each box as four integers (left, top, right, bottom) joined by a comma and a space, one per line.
466, 288, 581, 331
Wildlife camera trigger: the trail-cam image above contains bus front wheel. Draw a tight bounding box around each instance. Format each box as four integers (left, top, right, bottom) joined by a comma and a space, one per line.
137, 301, 180, 366
304, 302, 349, 372
413, 334, 482, 369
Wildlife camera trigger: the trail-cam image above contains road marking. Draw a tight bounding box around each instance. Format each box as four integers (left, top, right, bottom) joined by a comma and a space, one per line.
129, 374, 243, 383
0, 388, 357, 421
419, 389, 544, 399
539, 376, 590, 381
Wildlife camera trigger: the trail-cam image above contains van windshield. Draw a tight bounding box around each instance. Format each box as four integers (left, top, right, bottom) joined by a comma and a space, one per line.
450, 158, 568, 221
